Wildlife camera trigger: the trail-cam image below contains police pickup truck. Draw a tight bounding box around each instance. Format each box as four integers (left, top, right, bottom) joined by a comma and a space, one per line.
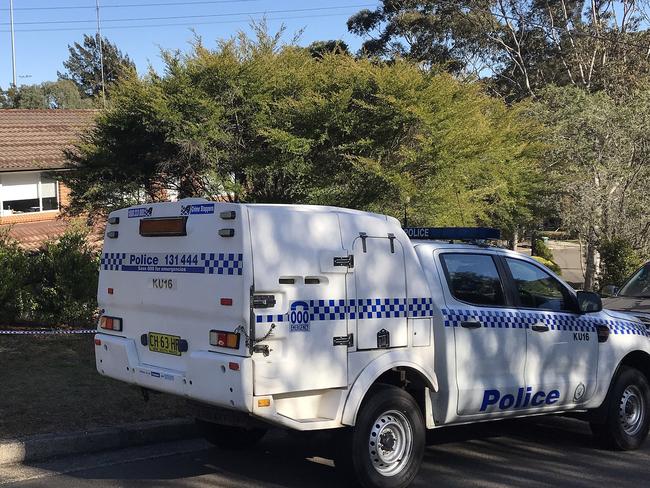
95, 200, 650, 488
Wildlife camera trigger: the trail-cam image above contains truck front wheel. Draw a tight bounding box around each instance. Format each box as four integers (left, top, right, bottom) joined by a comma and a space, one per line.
336, 385, 425, 488
590, 366, 650, 450
196, 419, 267, 450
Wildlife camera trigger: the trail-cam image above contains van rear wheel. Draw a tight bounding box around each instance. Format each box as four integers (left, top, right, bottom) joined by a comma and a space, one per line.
590, 366, 650, 450
336, 385, 425, 488
196, 419, 267, 450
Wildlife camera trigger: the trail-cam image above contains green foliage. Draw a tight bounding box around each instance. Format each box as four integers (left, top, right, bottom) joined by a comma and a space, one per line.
30, 224, 100, 327
531, 256, 562, 276
533, 238, 554, 263
63, 29, 543, 235
1, 80, 94, 109
599, 238, 645, 288
0, 225, 99, 327
535, 85, 650, 287
58, 34, 136, 98
307, 40, 350, 58
0, 230, 33, 322
348, 1, 650, 101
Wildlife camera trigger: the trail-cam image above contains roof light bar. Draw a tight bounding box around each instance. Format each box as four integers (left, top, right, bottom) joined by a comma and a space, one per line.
403, 227, 501, 241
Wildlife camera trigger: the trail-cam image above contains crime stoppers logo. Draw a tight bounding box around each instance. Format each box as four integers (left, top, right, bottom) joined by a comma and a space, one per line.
181, 203, 215, 216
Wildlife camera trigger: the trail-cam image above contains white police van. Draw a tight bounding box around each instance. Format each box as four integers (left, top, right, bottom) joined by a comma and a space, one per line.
95, 199, 650, 488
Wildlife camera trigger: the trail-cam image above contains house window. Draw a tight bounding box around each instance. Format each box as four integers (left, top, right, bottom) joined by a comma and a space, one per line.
0, 172, 59, 215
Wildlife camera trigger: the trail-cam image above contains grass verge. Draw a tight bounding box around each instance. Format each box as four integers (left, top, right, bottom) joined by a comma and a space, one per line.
0, 333, 188, 439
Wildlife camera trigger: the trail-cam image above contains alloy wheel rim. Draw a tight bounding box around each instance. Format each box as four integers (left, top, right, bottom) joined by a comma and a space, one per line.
368, 410, 413, 477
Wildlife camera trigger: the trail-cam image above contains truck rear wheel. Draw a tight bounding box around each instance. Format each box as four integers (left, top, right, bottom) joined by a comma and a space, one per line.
590, 366, 650, 450
196, 419, 267, 450
336, 385, 425, 488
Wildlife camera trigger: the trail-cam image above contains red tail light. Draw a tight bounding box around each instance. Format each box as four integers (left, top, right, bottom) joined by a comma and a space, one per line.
209, 330, 240, 349
99, 316, 123, 332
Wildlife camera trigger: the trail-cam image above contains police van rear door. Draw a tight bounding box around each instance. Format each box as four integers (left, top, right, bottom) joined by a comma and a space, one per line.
98, 199, 251, 373
247, 205, 349, 396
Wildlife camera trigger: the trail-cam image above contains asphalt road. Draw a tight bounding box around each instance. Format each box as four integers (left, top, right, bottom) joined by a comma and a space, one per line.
2, 416, 649, 487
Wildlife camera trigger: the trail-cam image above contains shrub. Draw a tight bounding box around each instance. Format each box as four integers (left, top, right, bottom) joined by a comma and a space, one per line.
532, 256, 562, 275
0, 229, 33, 323
599, 238, 644, 288
28, 223, 100, 327
533, 238, 555, 263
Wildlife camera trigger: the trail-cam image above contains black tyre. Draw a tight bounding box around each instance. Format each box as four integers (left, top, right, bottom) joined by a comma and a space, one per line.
196, 419, 267, 450
336, 385, 425, 488
590, 366, 650, 450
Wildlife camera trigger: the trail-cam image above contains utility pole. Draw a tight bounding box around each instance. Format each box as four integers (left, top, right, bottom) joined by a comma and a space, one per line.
95, 0, 107, 108
9, 0, 16, 87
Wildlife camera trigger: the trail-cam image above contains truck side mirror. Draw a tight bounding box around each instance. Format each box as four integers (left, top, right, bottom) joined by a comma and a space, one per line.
577, 291, 603, 314
600, 284, 619, 297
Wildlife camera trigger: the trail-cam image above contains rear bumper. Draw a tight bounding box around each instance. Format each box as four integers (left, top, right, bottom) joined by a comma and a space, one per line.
95, 333, 254, 413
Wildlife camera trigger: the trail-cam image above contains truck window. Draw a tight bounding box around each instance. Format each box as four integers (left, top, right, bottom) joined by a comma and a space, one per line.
505, 258, 571, 312
440, 253, 506, 306
618, 263, 650, 298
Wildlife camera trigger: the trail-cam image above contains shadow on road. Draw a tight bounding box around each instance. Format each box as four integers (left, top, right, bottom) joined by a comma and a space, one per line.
60, 416, 649, 488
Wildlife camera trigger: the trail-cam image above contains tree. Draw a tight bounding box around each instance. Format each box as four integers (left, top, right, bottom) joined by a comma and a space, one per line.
0, 87, 8, 108
347, 0, 489, 73
1, 80, 93, 109
58, 34, 136, 98
307, 40, 350, 58
62, 29, 543, 238
535, 85, 650, 290
348, 1, 650, 101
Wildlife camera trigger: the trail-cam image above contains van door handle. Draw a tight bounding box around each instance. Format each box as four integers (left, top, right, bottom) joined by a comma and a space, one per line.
460, 320, 482, 329
532, 323, 549, 332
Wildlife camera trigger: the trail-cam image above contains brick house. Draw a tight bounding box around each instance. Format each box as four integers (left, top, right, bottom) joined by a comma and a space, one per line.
0, 109, 97, 246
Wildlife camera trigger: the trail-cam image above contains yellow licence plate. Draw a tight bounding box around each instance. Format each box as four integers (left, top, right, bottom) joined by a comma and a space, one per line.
148, 332, 181, 356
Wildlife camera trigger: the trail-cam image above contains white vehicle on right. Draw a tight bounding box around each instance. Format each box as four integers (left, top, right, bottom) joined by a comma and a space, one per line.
95, 202, 650, 488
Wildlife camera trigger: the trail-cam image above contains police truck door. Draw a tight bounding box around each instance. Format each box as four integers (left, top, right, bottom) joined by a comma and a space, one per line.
504, 257, 599, 408
439, 252, 527, 416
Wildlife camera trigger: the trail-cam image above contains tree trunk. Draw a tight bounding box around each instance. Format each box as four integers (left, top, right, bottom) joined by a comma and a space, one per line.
583, 240, 600, 291
507, 228, 519, 251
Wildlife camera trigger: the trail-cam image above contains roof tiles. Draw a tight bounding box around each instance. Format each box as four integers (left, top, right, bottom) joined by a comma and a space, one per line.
0, 109, 97, 172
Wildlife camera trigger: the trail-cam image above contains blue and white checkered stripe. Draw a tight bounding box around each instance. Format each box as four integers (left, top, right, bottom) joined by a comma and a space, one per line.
353, 298, 407, 319
256, 297, 435, 323
201, 253, 243, 276
101, 253, 125, 271
442, 308, 648, 336
409, 297, 435, 317
312, 299, 348, 321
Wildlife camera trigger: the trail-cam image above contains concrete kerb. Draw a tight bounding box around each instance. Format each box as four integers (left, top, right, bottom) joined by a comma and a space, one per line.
0, 418, 198, 466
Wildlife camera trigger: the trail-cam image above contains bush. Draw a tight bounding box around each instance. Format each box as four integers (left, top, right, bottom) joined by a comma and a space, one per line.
0, 223, 99, 327
532, 256, 562, 275
0, 229, 33, 323
599, 238, 644, 288
29, 224, 100, 327
533, 238, 555, 262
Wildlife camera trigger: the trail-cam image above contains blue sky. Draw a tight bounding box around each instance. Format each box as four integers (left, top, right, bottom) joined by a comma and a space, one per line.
0, 0, 376, 88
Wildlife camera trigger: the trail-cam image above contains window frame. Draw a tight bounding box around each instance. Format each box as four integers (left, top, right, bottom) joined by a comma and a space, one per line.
499, 256, 578, 314
0, 171, 60, 216
439, 251, 516, 309
617, 262, 650, 298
